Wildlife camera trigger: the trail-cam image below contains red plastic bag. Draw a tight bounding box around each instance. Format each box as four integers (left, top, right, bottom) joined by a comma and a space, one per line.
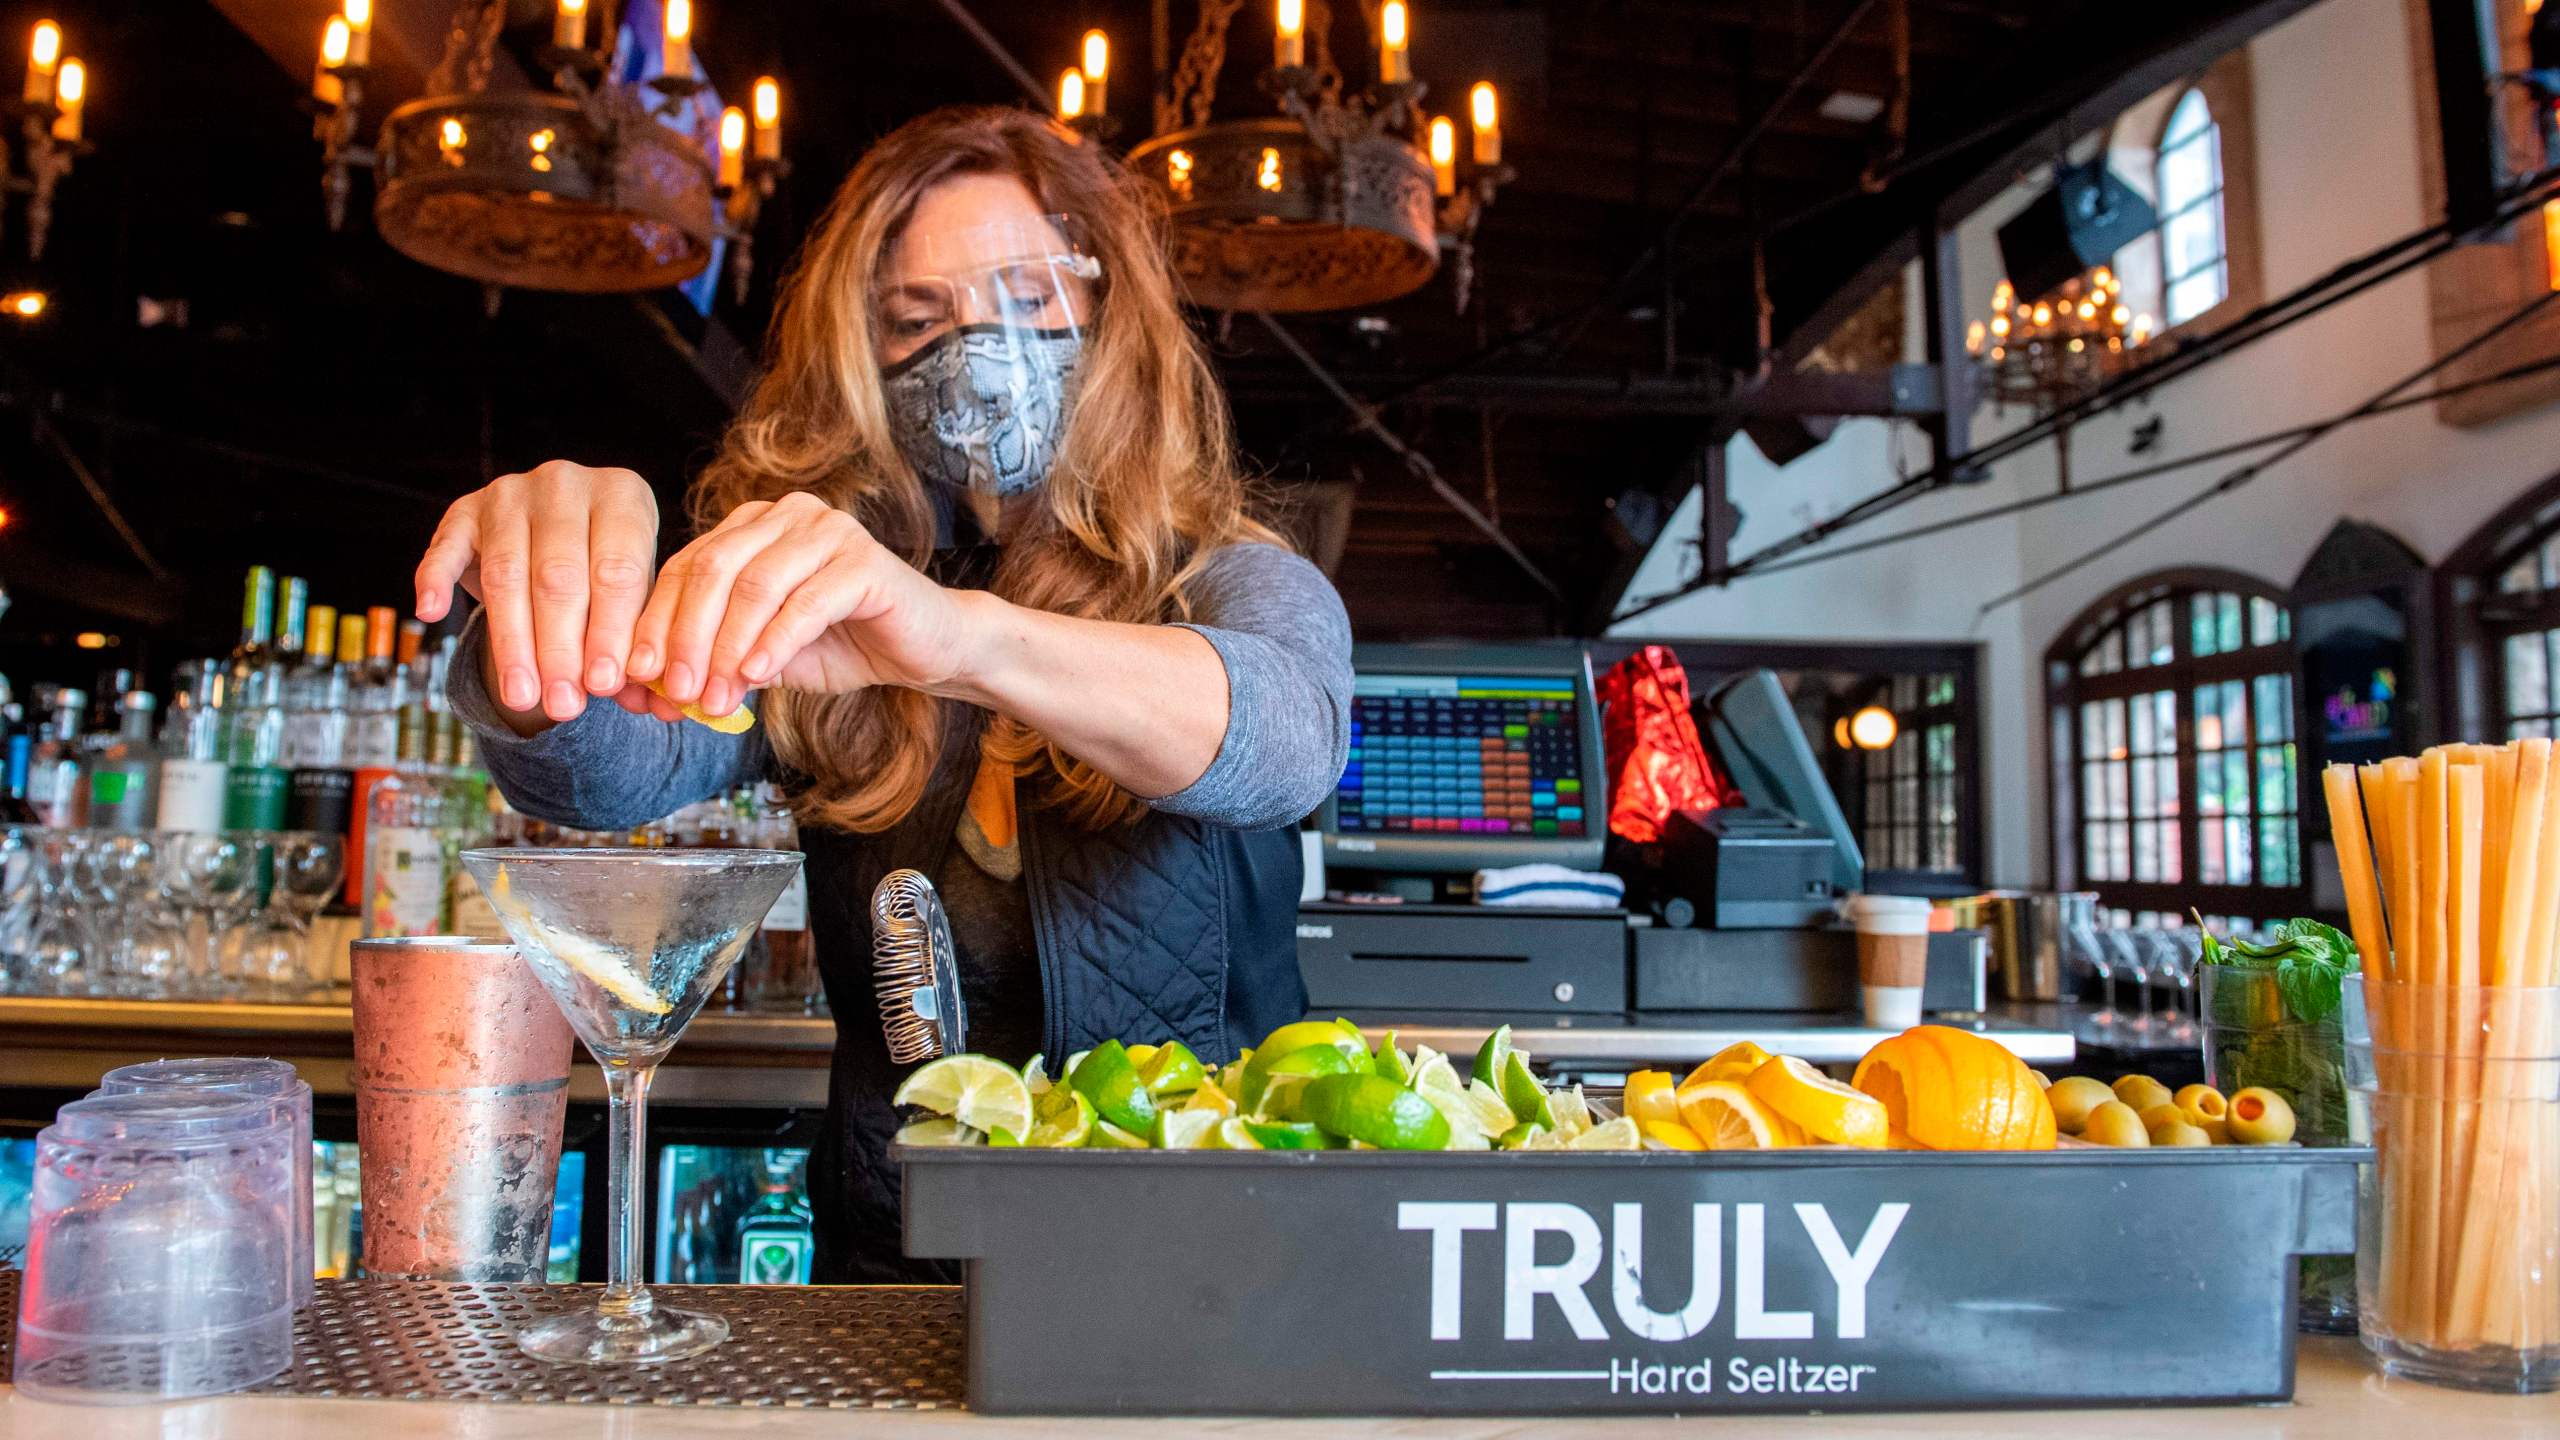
1597, 645, 1730, 844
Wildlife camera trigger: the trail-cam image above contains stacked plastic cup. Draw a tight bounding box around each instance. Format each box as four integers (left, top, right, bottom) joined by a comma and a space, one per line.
12, 1092, 298, 1403
98, 1057, 315, 1310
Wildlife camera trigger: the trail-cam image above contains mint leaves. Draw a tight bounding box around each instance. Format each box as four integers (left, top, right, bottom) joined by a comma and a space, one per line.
2193, 912, 2360, 1024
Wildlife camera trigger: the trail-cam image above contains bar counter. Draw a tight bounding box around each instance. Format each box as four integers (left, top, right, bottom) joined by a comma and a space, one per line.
0, 995, 2073, 1107
0, 1338, 2546, 1436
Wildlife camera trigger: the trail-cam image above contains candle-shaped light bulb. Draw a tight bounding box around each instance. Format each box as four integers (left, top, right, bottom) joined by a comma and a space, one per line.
24, 20, 58, 105
1468, 81, 1499, 165
1427, 114, 1456, 196
662, 0, 691, 80
1381, 1, 1411, 84
718, 106, 746, 188
342, 0, 371, 67
752, 76, 781, 159
50, 56, 81, 141
1081, 29, 1108, 115
554, 0, 589, 50
1057, 68, 1085, 121
1276, 0, 1305, 69
315, 17, 348, 103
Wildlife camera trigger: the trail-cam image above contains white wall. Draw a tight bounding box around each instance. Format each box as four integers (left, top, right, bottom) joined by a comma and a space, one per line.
1612, 0, 2560, 887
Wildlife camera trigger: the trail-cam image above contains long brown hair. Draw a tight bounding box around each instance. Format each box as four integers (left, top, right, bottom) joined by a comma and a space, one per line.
695, 105, 1278, 833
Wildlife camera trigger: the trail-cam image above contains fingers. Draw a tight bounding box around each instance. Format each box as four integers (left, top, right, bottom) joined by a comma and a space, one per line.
581, 483, 658, 697
526, 479, 596, 723
749, 553, 875, 687
700, 524, 853, 716
609, 682, 686, 722
474, 498, 542, 715
629, 499, 781, 704
414, 498, 481, 623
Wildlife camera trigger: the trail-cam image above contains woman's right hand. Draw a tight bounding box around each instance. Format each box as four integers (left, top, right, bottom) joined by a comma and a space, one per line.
414, 461, 661, 727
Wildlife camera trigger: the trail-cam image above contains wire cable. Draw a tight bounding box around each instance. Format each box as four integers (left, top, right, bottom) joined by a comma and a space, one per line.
1971, 286, 2560, 617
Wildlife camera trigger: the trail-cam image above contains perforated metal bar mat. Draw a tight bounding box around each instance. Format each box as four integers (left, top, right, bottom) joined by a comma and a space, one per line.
0, 1270, 967, 1409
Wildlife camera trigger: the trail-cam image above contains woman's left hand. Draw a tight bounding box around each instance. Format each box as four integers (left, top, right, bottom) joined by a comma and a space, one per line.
617, 491, 977, 720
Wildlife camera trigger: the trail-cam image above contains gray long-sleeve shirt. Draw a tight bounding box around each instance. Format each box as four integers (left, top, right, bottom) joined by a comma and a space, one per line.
448, 540, 1353, 841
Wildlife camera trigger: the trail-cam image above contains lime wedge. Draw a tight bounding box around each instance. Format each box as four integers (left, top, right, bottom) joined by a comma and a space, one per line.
1571, 1116, 1643, 1150
1549, 1084, 1592, 1140
1068, 1041, 1158, 1134
1155, 1109, 1221, 1149
1499, 1050, 1555, 1129
1022, 1054, 1050, 1095
1245, 1043, 1358, 1118
1300, 1074, 1452, 1150
1417, 1084, 1494, 1150
1089, 1119, 1152, 1149
1126, 1043, 1161, 1068
1472, 1024, 1514, 1087
1026, 1089, 1096, 1148
894, 1055, 1034, 1141
1372, 1030, 1411, 1084
1210, 1117, 1264, 1150
1241, 1120, 1340, 1150
1180, 1083, 1237, 1117
1466, 1078, 1522, 1135
893, 1117, 982, 1146
1497, 1121, 1548, 1149
1240, 1022, 1370, 1112
1137, 1041, 1207, 1097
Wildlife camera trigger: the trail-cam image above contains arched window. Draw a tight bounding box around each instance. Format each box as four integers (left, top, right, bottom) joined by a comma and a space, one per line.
2046, 574, 2302, 929
2157, 89, 2228, 327
1855, 671, 1965, 879
2466, 490, 2560, 736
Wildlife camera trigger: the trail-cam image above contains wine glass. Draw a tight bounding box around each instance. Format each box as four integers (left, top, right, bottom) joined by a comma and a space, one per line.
0, 825, 39, 993
235, 832, 345, 1000
163, 832, 249, 996
20, 832, 91, 995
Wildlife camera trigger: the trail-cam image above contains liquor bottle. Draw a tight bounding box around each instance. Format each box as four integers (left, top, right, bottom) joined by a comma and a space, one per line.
155, 662, 231, 832
294, 613, 362, 881
276, 576, 309, 688
280, 600, 334, 770
444, 738, 510, 940
1, 727, 40, 825
87, 692, 160, 830
749, 783, 816, 1011
361, 704, 451, 937
82, 669, 134, 740
351, 606, 400, 769
228, 566, 277, 695
224, 633, 290, 832
734, 1149, 814, 1284
25, 688, 88, 827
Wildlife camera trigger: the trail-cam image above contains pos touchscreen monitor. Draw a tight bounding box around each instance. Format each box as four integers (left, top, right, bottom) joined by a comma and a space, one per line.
1318, 643, 1608, 874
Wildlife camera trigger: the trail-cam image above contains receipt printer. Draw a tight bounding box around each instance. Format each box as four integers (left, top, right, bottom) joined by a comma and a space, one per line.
1657, 806, 1839, 929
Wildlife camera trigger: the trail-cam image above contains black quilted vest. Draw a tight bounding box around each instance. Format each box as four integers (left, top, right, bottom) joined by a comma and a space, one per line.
800, 703, 1307, 1283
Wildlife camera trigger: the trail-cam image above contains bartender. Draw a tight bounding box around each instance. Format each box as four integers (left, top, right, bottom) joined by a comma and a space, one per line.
412, 106, 1353, 1282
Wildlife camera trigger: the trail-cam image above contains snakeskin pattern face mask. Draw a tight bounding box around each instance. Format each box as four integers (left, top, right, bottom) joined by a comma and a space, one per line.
880, 323, 1084, 498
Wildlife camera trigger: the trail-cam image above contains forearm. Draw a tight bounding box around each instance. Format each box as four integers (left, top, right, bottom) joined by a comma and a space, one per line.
938, 590, 1231, 799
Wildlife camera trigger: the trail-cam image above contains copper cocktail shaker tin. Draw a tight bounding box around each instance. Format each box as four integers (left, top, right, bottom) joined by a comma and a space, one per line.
350, 936, 575, 1282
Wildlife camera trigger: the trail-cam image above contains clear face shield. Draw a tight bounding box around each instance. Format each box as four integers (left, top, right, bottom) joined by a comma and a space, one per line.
875, 215, 1102, 499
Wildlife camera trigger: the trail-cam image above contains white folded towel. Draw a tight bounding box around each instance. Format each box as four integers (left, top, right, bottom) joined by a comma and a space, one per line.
1473, 864, 1625, 909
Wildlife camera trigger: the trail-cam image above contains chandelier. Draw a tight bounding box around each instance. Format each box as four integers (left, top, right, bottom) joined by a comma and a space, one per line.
313, 0, 785, 298
1, 18, 91, 265
1054, 1, 1508, 313
1964, 269, 2156, 415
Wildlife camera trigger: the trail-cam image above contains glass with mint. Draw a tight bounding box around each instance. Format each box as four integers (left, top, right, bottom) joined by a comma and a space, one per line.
2198, 916, 2358, 1333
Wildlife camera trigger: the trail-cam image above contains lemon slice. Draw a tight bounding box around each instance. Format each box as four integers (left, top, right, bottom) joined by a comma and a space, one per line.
1675, 1079, 1804, 1150
1681, 1041, 1773, 1090
489, 866, 671, 1015
1745, 1054, 1889, 1149
1623, 1070, 1681, 1128
895, 1055, 1035, 1141
1642, 1120, 1708, 1151
644, 678, 755, 734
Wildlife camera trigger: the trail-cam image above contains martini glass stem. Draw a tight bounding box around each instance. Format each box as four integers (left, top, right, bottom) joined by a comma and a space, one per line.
598, 1063, 657, 1327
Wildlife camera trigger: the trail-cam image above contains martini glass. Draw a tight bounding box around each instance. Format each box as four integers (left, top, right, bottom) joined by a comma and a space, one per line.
459, 845, 802, 1366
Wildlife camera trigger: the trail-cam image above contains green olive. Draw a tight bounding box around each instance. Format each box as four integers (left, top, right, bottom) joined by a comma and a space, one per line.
2137, 1102, 2186, 1136
2173, 1083, 2228, 1128
2227, 1087, 2297, 1145
2150, 1119, 2212, 1147
2047, 1076, 2116, 1134
2112, 1074, 2174, 1114
2078, 1100, 2151, 1147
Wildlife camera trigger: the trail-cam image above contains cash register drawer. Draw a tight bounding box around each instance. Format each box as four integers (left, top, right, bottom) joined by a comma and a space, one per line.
1295, 903, 1627, 1014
